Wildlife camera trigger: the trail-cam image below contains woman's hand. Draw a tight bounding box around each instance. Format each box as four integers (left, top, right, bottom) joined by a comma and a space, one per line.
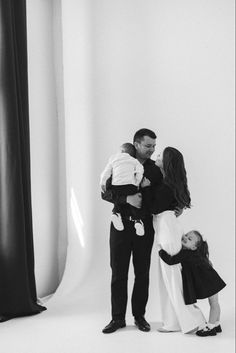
140, 177, 151, 188
157, 244, 162, 251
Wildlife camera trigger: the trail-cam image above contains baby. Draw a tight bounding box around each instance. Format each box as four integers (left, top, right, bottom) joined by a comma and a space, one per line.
100, 143, 150, 236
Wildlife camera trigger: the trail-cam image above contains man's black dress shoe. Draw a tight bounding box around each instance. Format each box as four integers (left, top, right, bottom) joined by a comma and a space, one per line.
102, 319, 126, 334
134, 316, 151, 332
0, 315, 11, 323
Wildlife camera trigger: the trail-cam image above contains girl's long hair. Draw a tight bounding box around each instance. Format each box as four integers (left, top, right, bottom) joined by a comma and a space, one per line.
193, 230, 211, 266
162, 147, 191, 209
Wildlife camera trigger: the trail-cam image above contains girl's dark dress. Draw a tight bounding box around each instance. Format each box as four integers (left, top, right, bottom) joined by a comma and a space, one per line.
159, 248, 226, 305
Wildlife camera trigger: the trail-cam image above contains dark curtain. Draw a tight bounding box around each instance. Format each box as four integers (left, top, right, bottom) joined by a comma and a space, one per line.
0, 0, 46, 320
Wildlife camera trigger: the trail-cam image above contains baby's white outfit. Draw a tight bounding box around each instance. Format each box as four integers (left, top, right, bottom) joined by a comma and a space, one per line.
100, 152, 144, 236
100, 152, 144, 187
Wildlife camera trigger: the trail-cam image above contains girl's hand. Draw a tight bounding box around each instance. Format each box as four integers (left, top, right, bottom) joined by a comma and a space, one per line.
141, 177, 151, 188
157, 244, 162, 251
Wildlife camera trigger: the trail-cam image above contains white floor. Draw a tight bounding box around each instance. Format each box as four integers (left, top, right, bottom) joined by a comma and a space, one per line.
0, 281, 235, 353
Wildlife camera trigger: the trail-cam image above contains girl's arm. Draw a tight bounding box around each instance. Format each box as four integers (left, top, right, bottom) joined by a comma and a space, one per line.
159, 249, 186, 265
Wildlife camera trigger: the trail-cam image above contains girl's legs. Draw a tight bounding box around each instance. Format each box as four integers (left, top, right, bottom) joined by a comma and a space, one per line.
208, 293, 220, 324
196, 294, 221, 336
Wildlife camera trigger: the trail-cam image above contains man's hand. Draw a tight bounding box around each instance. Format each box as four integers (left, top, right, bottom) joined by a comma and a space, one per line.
126, 193, 142, 208
174, 207, 183, 217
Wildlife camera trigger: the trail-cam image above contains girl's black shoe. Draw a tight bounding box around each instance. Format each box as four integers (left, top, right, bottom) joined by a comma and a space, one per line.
196, 326, 217, 336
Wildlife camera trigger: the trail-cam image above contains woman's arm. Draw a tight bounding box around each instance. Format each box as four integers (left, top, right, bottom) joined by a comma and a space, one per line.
143, 184, 175, 214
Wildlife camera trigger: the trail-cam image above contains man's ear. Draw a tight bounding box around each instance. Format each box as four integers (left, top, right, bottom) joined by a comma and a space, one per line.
134, 141, 139, 149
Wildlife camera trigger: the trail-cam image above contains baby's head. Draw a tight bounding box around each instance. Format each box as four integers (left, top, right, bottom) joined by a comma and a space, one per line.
120, 143, 136, 158
181, 230, 203, 251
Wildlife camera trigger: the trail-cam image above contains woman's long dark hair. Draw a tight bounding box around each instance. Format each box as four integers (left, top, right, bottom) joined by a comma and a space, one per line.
193, 230, 211, 266
162, 147, 191, 208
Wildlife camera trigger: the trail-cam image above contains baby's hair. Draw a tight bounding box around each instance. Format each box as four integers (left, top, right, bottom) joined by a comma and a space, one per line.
120, 143, 136, 158
192, 230, 211, 266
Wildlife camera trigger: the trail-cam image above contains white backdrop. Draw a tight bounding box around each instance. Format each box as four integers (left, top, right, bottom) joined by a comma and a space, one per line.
27, 0, 60, 295
27, 0, 234, 323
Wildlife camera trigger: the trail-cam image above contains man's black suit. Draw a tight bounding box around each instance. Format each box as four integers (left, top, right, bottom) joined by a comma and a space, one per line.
102, 159, 162, 320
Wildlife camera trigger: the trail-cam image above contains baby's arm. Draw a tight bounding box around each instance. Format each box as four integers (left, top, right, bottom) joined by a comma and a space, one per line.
134, 161, 144, 186
159, 249, 184, 265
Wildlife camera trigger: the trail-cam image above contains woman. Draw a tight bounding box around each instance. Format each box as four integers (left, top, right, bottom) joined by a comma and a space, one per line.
144, 147, 206, 333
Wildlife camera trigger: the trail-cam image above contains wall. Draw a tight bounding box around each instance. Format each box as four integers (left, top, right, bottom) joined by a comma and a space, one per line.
26, 0, 235, 306
90, 0, 235, 315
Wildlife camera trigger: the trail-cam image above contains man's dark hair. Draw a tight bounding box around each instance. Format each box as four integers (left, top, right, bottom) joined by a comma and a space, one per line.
120, 143, 136, 157
133, 128, 157, 143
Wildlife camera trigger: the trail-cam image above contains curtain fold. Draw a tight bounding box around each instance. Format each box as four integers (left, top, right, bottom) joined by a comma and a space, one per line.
0, 0, 46, 319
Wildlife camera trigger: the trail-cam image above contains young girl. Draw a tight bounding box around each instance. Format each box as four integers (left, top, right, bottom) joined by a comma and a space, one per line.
158, 230, 226, 336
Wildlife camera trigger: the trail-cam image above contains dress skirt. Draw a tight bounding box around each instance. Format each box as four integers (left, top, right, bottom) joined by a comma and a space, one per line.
153, 211, 206, 333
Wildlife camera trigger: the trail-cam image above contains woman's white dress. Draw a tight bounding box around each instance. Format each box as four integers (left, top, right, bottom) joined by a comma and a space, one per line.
153, 211, 206, 333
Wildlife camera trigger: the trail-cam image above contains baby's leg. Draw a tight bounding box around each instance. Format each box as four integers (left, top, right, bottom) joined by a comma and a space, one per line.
208, 293, 220, 324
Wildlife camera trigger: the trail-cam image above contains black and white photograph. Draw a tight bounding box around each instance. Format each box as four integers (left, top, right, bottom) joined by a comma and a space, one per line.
0, 1, 235, 352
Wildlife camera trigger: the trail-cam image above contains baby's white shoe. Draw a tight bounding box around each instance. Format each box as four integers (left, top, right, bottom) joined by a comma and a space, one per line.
134, 220, 144, 236
111, 213, 124, 231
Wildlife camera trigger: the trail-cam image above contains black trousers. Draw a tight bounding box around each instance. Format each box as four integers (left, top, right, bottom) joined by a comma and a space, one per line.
109, 216, 154, 320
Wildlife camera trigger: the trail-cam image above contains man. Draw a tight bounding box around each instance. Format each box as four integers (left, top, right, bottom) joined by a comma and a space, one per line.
101, 128, 163, 333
